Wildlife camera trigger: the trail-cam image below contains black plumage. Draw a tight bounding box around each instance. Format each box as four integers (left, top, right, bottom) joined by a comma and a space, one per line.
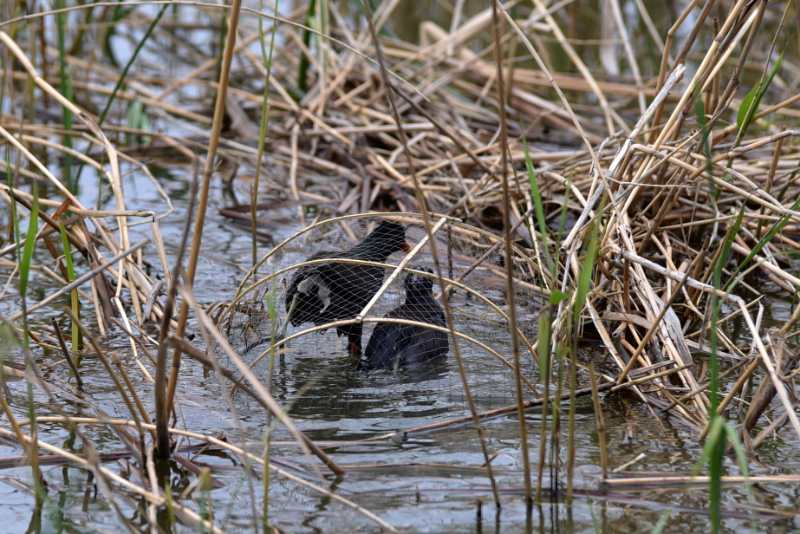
364, 269, 449, 370
285, 220, 409, 358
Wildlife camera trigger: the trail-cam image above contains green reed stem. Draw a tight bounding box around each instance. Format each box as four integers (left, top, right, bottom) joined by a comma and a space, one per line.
535, 304, 551, 502
99, 5, 168, 126
19, 184, 45, 506
725, 196, 800, 293
523, 141, 555, 278
704, 208, 742, 533
54, 0, 75, 191
79, 3, 169, 203
252, 0, 280, 267
58, 223, 81, 366
297, 0, 317, 96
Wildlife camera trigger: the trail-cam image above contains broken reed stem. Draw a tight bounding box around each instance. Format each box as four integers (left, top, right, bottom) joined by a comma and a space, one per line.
154, 161, 200, 461
160, 0, 244, 460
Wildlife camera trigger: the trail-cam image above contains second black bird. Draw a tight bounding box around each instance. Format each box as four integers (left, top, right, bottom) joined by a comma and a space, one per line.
364, 268, 449, 371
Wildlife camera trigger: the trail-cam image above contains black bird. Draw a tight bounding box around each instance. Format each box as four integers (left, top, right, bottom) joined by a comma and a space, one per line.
364, 268, 449, 370
285, 220, 410, 359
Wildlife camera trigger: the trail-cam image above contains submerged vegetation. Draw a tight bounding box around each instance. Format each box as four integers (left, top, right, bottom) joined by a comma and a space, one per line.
0, 0, 799, 531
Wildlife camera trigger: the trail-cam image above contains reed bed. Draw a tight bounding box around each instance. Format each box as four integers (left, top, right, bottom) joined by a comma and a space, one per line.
0, 0, 799, 531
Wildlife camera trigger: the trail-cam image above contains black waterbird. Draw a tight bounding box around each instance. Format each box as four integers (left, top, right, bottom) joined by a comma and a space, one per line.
364, 268, 449, 370
285, 220, 410, 359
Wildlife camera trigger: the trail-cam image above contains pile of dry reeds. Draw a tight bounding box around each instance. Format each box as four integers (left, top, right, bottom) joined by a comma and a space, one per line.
0, 0, 799, 530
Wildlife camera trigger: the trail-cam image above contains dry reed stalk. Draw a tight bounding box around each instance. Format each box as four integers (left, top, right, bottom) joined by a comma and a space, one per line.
160, 0, 244, 460
491, 0, 531, 505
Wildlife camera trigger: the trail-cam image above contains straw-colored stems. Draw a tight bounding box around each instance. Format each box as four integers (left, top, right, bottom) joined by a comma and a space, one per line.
0, 426, 222, 533
7, 240, 148, 322
590, 364, 608, 479
161, 0, 244, 460
491, 0, 531, 506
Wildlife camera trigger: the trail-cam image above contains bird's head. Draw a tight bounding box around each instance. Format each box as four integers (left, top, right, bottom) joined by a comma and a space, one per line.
404, 267, 434, 297
364, 220, 411, 257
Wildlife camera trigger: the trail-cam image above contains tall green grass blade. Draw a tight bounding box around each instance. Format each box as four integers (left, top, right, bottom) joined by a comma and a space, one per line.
736, 53, 783, 139
710, 208, 743, 411
54, 0, 75, 191
523, 141, 548, 239
573, 214, 600, 327
18, 186, 45, 505
708, 424, 724, 534
297, 0, 318, 96
523, 141, 555, 276
726, 195, 800, 292
702, 208, 743, 534
537, 309, 551, 372
694, 97, 715, 195
58, 224, 81, 367
695, 416, 725, 532
82, 3, 168, 198
535, 300, 553, 501
19, 195, 39, 349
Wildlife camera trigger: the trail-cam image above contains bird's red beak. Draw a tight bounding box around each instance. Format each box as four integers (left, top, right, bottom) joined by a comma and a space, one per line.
401, 242, 412, 253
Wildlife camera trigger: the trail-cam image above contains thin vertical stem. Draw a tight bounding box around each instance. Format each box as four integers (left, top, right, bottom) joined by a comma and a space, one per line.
491, 0, 532, 505
157, 0, 245, 459
251, 0, 280, 267
589, 364, 608, 479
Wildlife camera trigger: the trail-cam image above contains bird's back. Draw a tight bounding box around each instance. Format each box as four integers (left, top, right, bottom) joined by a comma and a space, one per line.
285, 250, 385, 326
364, 296, 448, 369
